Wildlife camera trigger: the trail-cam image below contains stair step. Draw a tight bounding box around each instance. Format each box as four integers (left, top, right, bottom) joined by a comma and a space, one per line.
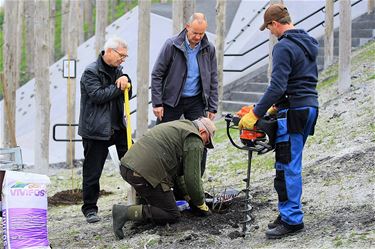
318, 38, 374, 57
228, 91, 264, 102
222, 100, 255, 113
333, 37, 373, 47
354, 12, 375, 21
352, 20, 375, 29
230, 82, 269, 92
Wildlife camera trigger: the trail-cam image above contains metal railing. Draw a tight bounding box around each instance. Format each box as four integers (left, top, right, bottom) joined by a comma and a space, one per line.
223, 0, 362, 72
53, 86, 152, 142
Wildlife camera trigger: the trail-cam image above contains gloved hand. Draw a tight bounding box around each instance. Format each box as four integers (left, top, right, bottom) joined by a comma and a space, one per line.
238, 109, 259, 130
189, 202, 212, 217
267, 105, 278, 116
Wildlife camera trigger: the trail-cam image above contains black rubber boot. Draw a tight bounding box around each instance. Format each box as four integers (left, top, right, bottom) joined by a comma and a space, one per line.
112, 204, 143, 240
267, 215, 282, 229
265, 222, 304, 239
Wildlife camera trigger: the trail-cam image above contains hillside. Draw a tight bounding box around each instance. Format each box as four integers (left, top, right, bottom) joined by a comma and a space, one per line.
1, 40, 374, 248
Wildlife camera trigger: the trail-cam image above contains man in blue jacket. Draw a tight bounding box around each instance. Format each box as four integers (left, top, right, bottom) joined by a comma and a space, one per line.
78, 37, 132, 223
239, 3, 319, 239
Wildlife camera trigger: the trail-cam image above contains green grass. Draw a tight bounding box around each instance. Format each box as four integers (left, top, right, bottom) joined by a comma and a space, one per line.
333, 235, 343, 247
352, 40, 375, 63
317, 74, 338, 90
212, 119, 231, 144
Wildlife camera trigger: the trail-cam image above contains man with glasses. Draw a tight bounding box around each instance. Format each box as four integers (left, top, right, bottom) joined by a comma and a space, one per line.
112, 117, 216, 240
151, 12, 218, 177
78, 36, 132, 223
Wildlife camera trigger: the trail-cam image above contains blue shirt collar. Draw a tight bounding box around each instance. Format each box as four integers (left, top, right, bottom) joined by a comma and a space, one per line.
185, 35, 201, 50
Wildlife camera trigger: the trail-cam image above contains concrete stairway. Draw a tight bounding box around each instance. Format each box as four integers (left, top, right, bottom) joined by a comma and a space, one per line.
316, 12, 375, 70
222, 64, 269, 112
222, 11, 375, 114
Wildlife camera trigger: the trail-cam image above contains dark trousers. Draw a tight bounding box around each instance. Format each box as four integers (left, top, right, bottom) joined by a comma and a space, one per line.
120, 166, 181, 224
157, 94, 208, 175
157, 94, 206, 123
81, 130, 128, 216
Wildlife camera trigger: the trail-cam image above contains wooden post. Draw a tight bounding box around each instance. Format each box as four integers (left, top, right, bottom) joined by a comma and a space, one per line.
136, 0, 151, 139
61, 0, 69, 54
369, 0, 375, 14
25, 0, 35, 78
84, 0, 94, 39
324, 0, 334, 69
95, 0, 108, 55
172, 0, 183, 34
215, 0, 226, 117
129, 0, 151, 205
183, 0, 196, 24
49, 0, 56, 64
172, 0, 195, 35
66, 0, 79, 168
34, 0, 51, 174
338, 0, 351, 94
78, 1, 85, 45
2, 0, 21, 148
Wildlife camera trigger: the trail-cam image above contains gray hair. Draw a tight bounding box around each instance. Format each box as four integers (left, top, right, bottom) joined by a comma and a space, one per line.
187, 12, 207, 24
104, 36, 128, 50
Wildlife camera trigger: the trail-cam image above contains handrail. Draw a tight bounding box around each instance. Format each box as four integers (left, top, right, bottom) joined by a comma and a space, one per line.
53, 86, 151, 142
223, 0, 363, 72
53, 124, 81, 142
224, 1, 336, 57
224, 2, 269, 53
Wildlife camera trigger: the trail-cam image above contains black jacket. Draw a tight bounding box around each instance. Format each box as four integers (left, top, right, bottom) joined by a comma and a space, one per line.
78, 52, 132, 140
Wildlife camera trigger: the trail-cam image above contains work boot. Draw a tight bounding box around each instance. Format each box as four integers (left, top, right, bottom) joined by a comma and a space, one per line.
267, 215, 282, 229
112, 204, 143, 240
85, 211, 101, 223
265, 222, 304, 239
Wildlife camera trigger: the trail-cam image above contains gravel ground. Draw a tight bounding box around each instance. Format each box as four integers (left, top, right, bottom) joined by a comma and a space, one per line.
1, 41, 374, 249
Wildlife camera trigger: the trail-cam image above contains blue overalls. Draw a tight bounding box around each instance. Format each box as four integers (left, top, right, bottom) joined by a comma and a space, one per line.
274, 106, 318, 225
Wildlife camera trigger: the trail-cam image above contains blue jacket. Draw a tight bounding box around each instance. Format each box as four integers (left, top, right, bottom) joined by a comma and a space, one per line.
151, 29, 218, 113
254, 29, 319, 117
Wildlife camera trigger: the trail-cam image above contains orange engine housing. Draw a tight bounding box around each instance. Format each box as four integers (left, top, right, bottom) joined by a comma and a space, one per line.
239, 128, 265, 141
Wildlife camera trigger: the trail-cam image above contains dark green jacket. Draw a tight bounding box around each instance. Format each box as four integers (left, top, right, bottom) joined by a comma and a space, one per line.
120, 120, 205, 205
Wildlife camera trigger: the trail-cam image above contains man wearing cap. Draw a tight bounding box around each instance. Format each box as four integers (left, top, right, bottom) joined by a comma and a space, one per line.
239, 3, 319, 239
112, 117, 216, 240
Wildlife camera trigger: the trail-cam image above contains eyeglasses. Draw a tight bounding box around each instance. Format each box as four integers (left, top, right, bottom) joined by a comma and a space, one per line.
112, 48, 128, 59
